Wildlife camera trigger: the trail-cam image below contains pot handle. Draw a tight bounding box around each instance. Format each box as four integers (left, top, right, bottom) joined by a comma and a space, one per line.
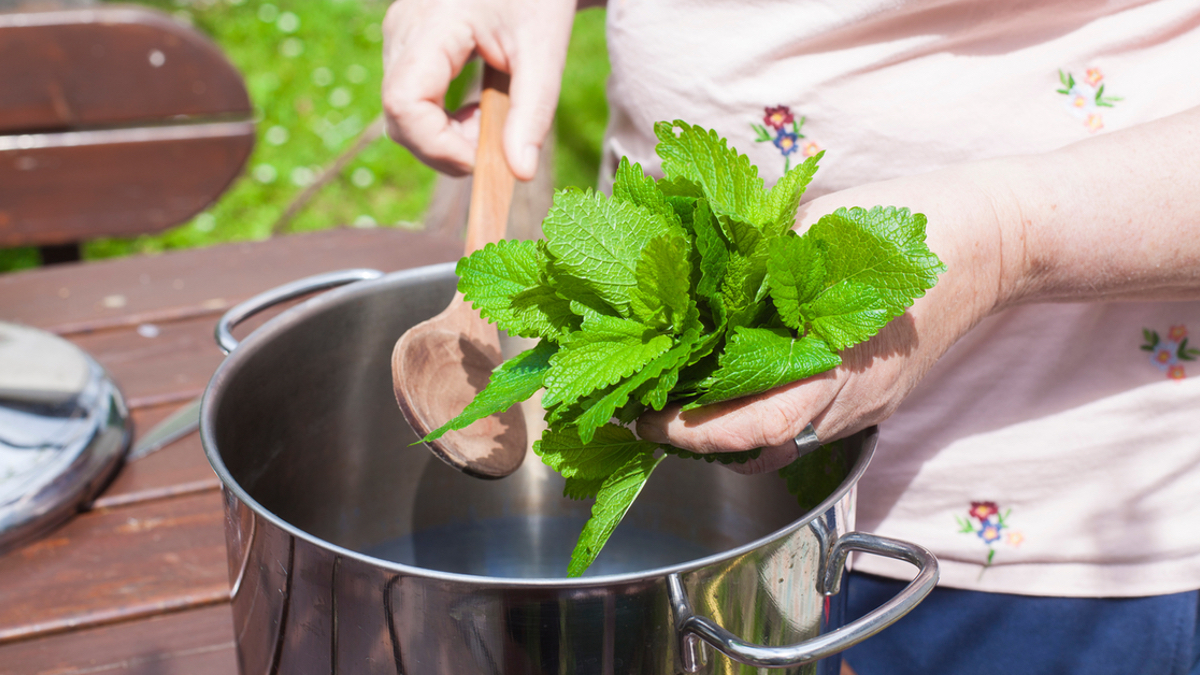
669, 531, 938, 671
215, 268, 384, 354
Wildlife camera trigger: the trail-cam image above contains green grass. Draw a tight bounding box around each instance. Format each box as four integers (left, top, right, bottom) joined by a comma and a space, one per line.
0, 0, 608, 272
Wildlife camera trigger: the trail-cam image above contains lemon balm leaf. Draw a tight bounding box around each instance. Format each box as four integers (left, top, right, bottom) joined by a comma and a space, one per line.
422, 340, 557, 442
541, 314, 674, 409
567, 452, 666, 577
805, 206, 944, 315
692, 199, 729, 306
655, 120, 769, 227
802, 281, 892, 350
563, 476, 605, 501
612, 157, 679, 227
629, 234, 694, 333
456, 239, 544, 337
535, 423, 658, 480
509, 284, 581, 341
542, 188, 676, 315
688, 327, 841, 408
573, 333, 699, 441
764, 152, 822, 236
766, 232, 827, 331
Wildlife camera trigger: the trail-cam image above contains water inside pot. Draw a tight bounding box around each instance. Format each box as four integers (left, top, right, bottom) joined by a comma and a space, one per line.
364, 514, 716, 578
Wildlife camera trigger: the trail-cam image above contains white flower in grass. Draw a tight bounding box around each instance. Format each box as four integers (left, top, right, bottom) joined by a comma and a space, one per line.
312, 67, 334, 87
194, 213, 216, 232
346, 64, 368, 84
291, 166, 316, 187
276, 12, 300, 34
253, 164, 277, 183
329, 87, 352, 109
351, 167, 374, 188
265, 125, 289, 146
280, 38, 304, 58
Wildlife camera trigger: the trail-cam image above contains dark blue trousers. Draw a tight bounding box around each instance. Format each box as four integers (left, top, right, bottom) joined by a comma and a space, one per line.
845, 571, 1200, 675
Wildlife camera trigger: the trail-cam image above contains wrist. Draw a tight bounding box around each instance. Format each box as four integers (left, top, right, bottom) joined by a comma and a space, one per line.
957, 155, 1040, 315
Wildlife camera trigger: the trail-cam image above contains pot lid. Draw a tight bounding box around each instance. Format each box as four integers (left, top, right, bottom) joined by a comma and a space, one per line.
0, 321, 131, 554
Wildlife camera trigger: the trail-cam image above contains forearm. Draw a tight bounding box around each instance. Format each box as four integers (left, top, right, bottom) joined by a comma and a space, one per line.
990, 105, 1200, 308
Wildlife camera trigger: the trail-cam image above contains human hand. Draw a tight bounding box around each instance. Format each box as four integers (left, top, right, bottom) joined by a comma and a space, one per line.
381, 0, 577, 179
636, 163, 1025, 474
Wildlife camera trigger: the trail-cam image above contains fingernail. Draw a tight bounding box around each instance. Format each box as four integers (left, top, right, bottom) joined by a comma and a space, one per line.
519, 145, 538, 177
637, 422, 667, 444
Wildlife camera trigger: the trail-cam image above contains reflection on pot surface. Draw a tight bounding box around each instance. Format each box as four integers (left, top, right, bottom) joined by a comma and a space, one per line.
203, 264, 936, 675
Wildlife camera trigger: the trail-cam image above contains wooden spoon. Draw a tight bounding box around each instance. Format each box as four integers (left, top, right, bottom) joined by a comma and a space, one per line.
391, 67, 527, 479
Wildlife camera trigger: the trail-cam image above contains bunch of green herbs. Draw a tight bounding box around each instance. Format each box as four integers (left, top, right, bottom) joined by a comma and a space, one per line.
426, 121, 944, 576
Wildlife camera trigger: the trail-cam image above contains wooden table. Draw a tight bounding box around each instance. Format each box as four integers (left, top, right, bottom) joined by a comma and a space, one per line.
0, 227, 461, 674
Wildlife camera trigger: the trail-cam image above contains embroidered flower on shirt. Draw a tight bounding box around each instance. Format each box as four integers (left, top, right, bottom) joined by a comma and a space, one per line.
977, 521, 1003, 544
968, 501, 999, 521
1056, 69, 1121, 133
1141, 325, 1199, 379
752, 105, 819, 172
774, 128, 800, 157
763, 105, 794, 129
956, 501, 1023, 575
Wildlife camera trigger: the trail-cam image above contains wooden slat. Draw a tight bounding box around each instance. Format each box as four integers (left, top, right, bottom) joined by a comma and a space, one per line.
91, 404, 218, 511
0, 604, 236, 675
0, 491, 229, 645
0, 228, 463, 334
74, 290, 335, 408
0, 6, 251, 134
68, 314, 224, 409
0, 124, 255, 247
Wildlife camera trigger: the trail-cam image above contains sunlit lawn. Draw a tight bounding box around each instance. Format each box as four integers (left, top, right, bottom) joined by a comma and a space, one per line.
0, 0, 608, 272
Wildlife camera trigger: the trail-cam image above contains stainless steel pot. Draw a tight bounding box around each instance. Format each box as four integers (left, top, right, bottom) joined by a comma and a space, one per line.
201, 264, 938, 675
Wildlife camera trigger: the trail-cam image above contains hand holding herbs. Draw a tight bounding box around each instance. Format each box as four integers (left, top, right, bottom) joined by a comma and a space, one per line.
420, 120, 944, 576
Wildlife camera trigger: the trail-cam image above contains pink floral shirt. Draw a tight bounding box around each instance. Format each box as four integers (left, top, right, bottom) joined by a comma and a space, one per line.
602, 0, 1200, 597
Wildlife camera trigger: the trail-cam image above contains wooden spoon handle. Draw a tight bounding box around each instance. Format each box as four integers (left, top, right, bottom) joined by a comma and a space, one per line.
464, 66, 516, 254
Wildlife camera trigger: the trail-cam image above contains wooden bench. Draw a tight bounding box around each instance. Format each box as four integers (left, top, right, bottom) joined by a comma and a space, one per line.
0, 3, 254, 262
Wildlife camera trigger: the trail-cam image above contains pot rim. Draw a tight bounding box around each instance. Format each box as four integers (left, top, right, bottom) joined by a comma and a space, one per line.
200, 263, 877, 588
